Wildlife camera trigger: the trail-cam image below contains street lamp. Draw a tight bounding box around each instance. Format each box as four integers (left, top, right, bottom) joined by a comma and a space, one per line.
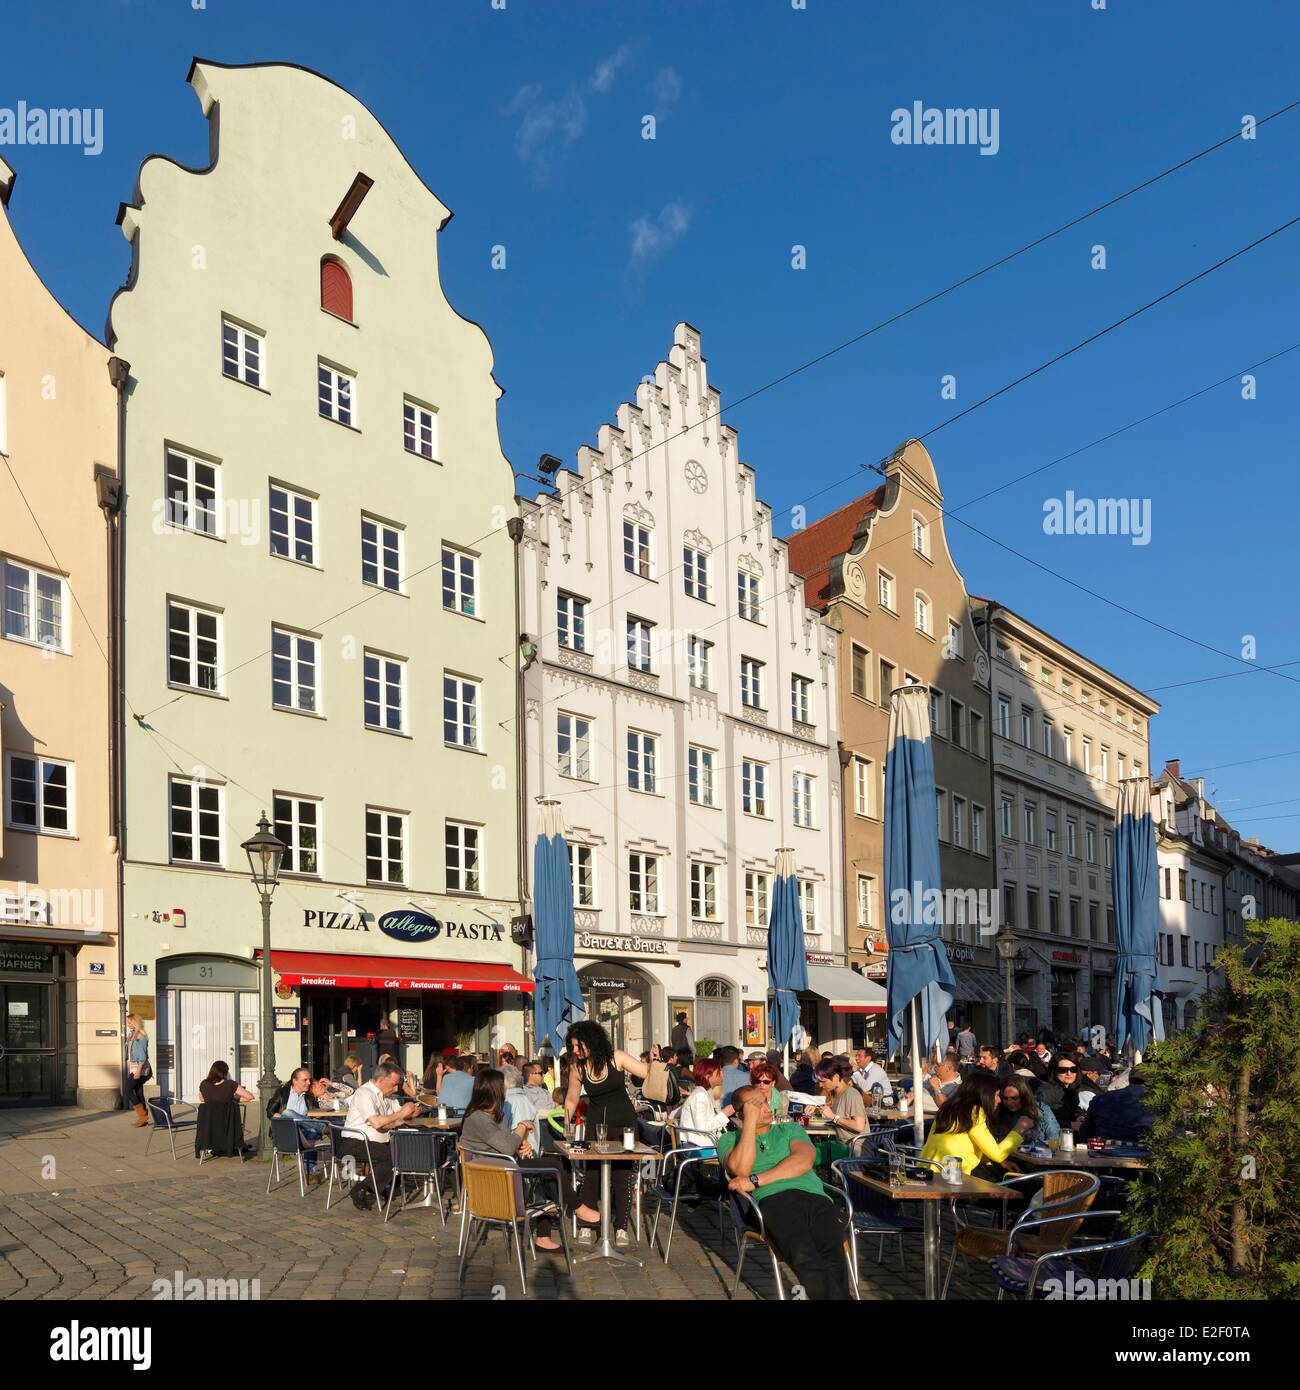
995, 923, 1018, 1045
242, 811, 287, 1156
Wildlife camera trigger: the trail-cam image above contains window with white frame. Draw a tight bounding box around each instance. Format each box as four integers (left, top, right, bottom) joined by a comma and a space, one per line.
165, 448, 220, 536
271, 627, 320, 714
221, 318, 263, 388
167, 600, 221, 692
791, 674, 813, 725
443, 674, 480, 749
365, 807, 406, 884
1020, 705, 1033, 747
626, 617, 654, 673
745, 871, 770, 929
1023, 800, 1037, 845
792, 771, 815, 828
742, 759, 767, 816
740, 656, 764, 708
169, 776, 222, 865
1082, 736, 1093, 774
737, 569, 761, 622
854, 757, 875, 817
912, 513, 930, 557
690, 862, 718, 920
1104, 830, 1113, 869
686, 634, 712, 690
950, 698, 966, 749
441, 546, 478, 617
1085, 823, 1097, 864
929, 687, 942, 736
403, 399, 438, 460
363, 651, 405, 733
1062, 727, 1074, 764
952, 794, 966, 848
850, 645, 870, 700
623, 519, 653, 578
5, 754, 73, 835
1046, 809, 1058, 851
856, 874, 875, 930
269, 483, 316, 565
996, 695, 1011, 739
273, 794, 320, 876
936, 788, 948, 842
683, 544, 711, 601
971, 804, 985, 855
361, 515, 402, 592
879, 659, 896, 702
1100, 747, 1110, 782
629, 853, 660, 914
445, 820, 482, 894
3, 559, 68, 651
946, 617, 963, 659
999, 795, 1014, 839
557, 712, 592, 780
878, 569, 895, 611
568, 843, 595, 908
688, 745, 716, 806
317, 361, 355, 426
969, 710, 984, 757
556, 592, 588, 652
627, 730, 657, 793
1067, 816, 1078, 857
800, 879, 817, 932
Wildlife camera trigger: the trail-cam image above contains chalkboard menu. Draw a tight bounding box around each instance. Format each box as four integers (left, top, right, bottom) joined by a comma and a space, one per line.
397, 1008, 422, 1043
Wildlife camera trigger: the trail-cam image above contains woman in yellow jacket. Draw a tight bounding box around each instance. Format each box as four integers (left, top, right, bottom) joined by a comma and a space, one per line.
920, 1073, 1033, 1177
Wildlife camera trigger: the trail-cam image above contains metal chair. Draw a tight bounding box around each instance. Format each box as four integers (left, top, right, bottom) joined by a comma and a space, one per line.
322, 1123, 383, 1212
987, 1210, 1149, 1299
941, 1169, 1100, 1300
727, 1182, 855, 1301
384, 1127, 449, 1226
144, 1095, 196, 1161
266, 1116, 329, 1197
457, 1150, 573, 1295
646, 1122, 727, 1263
831, 1155, 925, 1285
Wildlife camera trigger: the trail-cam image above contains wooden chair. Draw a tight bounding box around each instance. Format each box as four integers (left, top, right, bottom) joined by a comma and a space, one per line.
457, 1152, 571, 1295
941, 1169, 1100, 1299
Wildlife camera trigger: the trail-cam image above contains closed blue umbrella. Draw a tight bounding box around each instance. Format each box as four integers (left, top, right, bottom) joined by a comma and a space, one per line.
531, 801, 584, 1053
769, 847, 808, 1058
884, 686, 955, 1143
1113, 777, 1164, 1056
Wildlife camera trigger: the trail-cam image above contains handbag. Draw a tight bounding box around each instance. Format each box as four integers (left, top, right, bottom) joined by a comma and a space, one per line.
130, 1060, 153, 1083
642, 1059, 679, 1106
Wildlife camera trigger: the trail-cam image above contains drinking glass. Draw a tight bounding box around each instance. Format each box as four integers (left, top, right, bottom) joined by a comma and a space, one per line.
596, 1123, 608, 1147
888, 1151, 905, 1189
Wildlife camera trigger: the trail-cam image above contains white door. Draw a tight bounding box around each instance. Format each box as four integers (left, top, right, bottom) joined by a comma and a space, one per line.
179, 990, 236, 1103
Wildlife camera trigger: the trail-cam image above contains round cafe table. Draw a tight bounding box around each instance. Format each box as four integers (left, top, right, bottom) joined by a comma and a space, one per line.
554, 1139, 660, 1267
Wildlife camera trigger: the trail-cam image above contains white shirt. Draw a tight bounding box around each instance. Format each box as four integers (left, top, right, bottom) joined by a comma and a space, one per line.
673, 1087, 731, 1145
342, 1081, 403, 1145
851, 1062, 894, 1103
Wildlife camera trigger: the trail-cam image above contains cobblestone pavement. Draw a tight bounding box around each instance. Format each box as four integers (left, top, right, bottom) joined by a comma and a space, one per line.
0, 1109, 997, 1301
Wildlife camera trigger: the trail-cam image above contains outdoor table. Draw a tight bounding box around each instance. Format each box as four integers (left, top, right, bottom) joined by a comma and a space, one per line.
307, 1110, 348, 1121
404, 1115, 463, 1131
850, 1167, 1013, 1300
554, 1139, 660, 1268
1011, 1145, 1150, 1173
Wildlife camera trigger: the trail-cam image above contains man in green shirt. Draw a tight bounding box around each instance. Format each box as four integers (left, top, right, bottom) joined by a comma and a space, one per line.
718, 1086, 852, 1300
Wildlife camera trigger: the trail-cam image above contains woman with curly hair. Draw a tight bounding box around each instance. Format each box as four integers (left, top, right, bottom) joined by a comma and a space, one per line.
563, 1019, 657, 1247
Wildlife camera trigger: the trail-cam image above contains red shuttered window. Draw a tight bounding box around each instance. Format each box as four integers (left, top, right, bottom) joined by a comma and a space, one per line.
320, 257, 353, 322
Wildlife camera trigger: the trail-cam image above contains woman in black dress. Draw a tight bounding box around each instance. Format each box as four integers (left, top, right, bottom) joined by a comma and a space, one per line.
197, 1060, 254, 1157
563, 1021, 657, 1246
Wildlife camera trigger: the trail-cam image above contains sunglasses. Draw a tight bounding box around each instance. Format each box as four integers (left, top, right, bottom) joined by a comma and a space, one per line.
1057, 1066, 1078, 1075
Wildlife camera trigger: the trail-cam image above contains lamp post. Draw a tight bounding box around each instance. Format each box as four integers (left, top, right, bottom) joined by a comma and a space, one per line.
995, 923, 1018, 1045
241, 811, 287, 1157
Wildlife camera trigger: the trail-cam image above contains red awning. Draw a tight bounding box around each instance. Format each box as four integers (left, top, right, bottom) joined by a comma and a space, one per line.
831, 1003, 886, 1014
270, 951, 534, 994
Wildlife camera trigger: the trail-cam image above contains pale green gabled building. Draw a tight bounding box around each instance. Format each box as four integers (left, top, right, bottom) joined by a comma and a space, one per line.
109, 59, 527, 1100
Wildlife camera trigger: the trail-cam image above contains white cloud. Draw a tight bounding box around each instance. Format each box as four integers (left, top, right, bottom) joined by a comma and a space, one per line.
651, 67, 682, 110
505, 47, 634, 180
629, 200, 692, 268
588, 44, 634, 95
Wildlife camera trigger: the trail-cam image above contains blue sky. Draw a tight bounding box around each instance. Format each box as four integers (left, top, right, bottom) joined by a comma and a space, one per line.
3, 0, 1298, 838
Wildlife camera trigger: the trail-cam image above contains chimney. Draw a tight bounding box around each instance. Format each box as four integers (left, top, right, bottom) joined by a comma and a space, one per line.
1192, 777, 1205, 801
1164, 758, 1180, 780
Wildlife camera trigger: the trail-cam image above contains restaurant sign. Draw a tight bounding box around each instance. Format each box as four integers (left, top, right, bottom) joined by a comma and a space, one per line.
302, 907, 504, 946
578, 931, 671, 956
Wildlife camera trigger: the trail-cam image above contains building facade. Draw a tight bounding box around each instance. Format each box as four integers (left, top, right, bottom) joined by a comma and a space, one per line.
519, 324, 847, 1054
0, 156, 121, 1107
108, 61, 525, 1103
787, 441, 1000, 1043
970, 599, 1159, 1042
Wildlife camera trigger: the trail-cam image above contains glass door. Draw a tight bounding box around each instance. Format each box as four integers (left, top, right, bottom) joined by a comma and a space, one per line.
1, 979, 56, 1101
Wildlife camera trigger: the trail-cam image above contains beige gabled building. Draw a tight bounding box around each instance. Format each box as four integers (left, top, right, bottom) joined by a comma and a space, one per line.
0, 155, 122, 1107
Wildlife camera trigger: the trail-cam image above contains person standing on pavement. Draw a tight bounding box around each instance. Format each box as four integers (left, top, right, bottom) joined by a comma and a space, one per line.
125, 1014, 151, 1126
375, 1015, 401, 1067
956, 1023, 978, 1073
670, 1011, 695, 1066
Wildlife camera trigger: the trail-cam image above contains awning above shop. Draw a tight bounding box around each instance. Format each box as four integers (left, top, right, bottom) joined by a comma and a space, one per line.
952, 963, 1032, 1009
270, 951, 534, 994
0, 925, 112, 947
803, 965, 887, 1014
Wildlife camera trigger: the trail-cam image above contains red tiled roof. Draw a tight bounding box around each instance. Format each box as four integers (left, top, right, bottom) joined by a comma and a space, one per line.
784, 487, 886, 611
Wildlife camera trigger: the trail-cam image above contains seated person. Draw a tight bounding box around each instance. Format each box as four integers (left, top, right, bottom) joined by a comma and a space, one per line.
461, 1069, 567, 1252
521, 1060, 559, 1117
787, 1048, 819, 1094
718, 1086, 852, 1300
497, 1045, 523, 1091
1077, 1067, 1154, 1143
196, 1060, 254, 1157
272, 1066, 329, 1178
332, 1054, 364, 1092
850, 1047, 895, 1105
990, 1075, 1059, 1146
920, 1074, 1031, 1178
340, 1061, 420, 1209
812, 1058, 868, 1142
435, 1055, 476, 1113
922, 1055, 962, 1111
716, 1046, 750, 1109
673, 1059, 734, 1148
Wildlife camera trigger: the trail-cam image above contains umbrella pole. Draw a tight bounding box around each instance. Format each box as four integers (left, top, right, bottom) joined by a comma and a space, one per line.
910, 998, 925, 1148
